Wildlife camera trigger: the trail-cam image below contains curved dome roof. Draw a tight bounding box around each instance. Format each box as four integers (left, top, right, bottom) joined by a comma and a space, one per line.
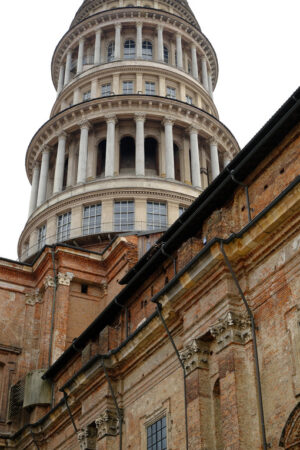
70, 0, 200, 30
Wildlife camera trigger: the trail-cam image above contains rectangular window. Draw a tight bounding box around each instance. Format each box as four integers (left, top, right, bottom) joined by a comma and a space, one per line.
83, 91, 91, 101
186, 95, 193, 105
37, 225, 46, 250
123, 81, 134, 94
179, 206, 187, 216
57, 212, 71, 242
83, 204, 102, 235
147, 202, 167, 230
101, 83, 111, 97
114, 201, 135, 232
147, 416, 167, 450
166, 86, 176, 99
145, 82, 156, 95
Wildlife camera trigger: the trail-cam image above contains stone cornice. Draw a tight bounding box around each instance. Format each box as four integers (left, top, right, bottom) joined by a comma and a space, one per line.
210, 311, 252, 352
51, 7, 217, 89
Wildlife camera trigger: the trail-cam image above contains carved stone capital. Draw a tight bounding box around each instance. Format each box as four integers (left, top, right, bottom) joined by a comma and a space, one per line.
135, 112, 146, 123
100, 280, 108, 297
57, 131, 68, 140
180, 338, 209, 374
79, 120, 91, 130
95, 410, 120, 440
210, 311, 251, 352
77, 426, 97, 450
42, 144, 51, 154
57, 272, 74, 286
25, 290, 43, 306
44, 275, 55, 289
163, 117, 174, 127
105, 114, 117, 125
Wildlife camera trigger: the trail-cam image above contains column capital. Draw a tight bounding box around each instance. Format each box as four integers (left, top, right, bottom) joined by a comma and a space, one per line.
115, 22, 122, 30
191, 43, 197, 50
188, 126, 198, 135
77, 426, 97, 450
42, 144, 51, 154
96, 28, 102, 36
163, 117, 174, 127
105, 114, 117, 125
57, 272, 74, 286
135, 113, 146, 123
157, 24, 164, 32
210, 311, 252, 352
176, 32, 182, 38
136, 21, 143, 28
57, 131, 67, 140
33, 161, 41, 171
180, 338, 210, 375
209, 138, 218, 146
79, 120, 92, 130
95, 409, 120, 440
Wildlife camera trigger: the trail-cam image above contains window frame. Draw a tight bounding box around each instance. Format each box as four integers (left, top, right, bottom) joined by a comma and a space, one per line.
101, 83, 111, 97
107, 41, 115, 62
145, 81, 156, 95
147, 201, 167, 230
146, 416, 167, 450
57, 212, 72, 242
142, 40, 153, 60
123, 80, 134, 95
82, 204, 102, 236
114, 200, 135, 232
83, 90, 91, 102
124, 39, 136, 59
37, 224, 47, 250
186, 95, 193, 105
166, 86, 176, 99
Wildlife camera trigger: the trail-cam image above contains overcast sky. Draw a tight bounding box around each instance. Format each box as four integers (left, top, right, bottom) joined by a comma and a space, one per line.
0, 0, 299, 260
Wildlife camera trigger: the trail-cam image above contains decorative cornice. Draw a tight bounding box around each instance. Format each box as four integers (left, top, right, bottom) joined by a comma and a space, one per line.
180, 338, 210, 374
95, 409, 120, 440
210, 311, 252, 352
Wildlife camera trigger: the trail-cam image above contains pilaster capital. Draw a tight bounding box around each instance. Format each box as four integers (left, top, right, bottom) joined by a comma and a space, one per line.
163, 117, 174, 127
180, 338, 209, 375
25, 290, 43, 306
115, 22, 122, 31
57, 272, 74, 286
210, 311, 252, 352
135, 113, 146, 123
95, 409, 120, 440
79, 120, 91, 130
105, 114, 117, 125
77, 426, 97, 450
44, 275, 55, 289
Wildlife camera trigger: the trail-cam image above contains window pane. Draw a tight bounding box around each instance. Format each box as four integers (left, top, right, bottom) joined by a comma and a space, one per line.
147, 202, 167, 230
114, 201, 135, 232
147, 418, 167, 450
82, 204, 102, 235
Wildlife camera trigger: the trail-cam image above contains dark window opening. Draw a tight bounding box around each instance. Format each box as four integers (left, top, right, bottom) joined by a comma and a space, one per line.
147, 416, 167, 450
97, 140, 106, 178
63, 157, 68, 190
174, 144, 181, 181
120, 136, 135, 175
81, 284, 88, 294
145, 138, 158, 176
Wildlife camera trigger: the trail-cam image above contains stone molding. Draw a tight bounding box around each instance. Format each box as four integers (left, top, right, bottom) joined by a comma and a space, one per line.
210, 311, 252, 352
180, 338, 210, 374
95, 409, 120, 440
25, 290, 43, 306
77, 426, 97, 450
44, 272, 74, 288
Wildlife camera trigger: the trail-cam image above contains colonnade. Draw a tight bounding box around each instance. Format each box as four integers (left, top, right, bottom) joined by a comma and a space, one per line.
57, 22, 213, 97
28, 116, 223, 217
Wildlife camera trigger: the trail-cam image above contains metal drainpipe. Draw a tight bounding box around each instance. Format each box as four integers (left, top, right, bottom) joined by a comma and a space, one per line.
48, 248, 58, 368
62, 389, 78, 434
161, 244, 177, 276
228, 169, 252, 222
155, 303, 189, 450
219, 240, 269, 450
30, 428, 40, 450
100, 359, 123, 450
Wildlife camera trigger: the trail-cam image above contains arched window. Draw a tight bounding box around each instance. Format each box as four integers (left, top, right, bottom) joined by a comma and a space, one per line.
163, 46, 169, 64
142, 41, 153, 60
145, 138, 158, 176
120, 137, 135, 174
97, 140, 106, 177
174, 144, 181, 181
124, 39, 136, 59
107, 41, 115, 62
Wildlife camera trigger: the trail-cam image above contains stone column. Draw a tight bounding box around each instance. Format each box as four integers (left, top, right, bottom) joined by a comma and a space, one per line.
189, 128, 201, 188
157, 26, 164, 61
201, 56, 209, 91
57, 65, 65, 94
191, 44, 199, 79
164, 118, 175, 179
208, 72, 214, 98
105, 116, 117, 177
28, 163, 40, 217
115, 23, 122, 60
53, 132, 67, 194
136, 22, 143, 58
77, 38, 85, 74
37, 146, 51, 206
77, 122, 91, 184
176, 33, 183, 69
135, 113, 145, 176
94, 30, 102, 65
224, 155, 231, 167
64, 51, 72, 86
66, 141, 76, 187
210, 139, 220, 180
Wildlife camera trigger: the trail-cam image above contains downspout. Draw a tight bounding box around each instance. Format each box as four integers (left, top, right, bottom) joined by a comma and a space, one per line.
48, 248, 58, 368
61, 389, 78, 434
219, 240, 268, 450
155, 303, 188, 450
228, 169, 252, 222
100, 359, 123, 450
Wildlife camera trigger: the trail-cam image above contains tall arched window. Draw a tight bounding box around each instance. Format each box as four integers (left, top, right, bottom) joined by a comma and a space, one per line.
142, 41, 153, 60
97, 140, 106, 178
163, 46, 169, 64
107, 41, 115, 62
120, 137, 136, 174
124, 40, 135, 59
145, 138, 158, 176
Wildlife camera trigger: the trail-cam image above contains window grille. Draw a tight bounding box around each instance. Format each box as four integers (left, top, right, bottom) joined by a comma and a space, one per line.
37, 224, 46, 250
83, 204, 102, 235
107, 42, 115, 62
114, 201, 135, 232
57, 212, 71, 242
123, 81, 133, 94
142, 41, 153, 60
145, 82, 156, 95
124, 39, 136, 59
166, 87, 176, 99
7, 379, 25, 422
147, 416, 167, 450
147, 202, 167, 230
101, 83, 111, 97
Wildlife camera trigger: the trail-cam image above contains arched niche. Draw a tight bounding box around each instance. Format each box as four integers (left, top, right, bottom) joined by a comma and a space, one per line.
97, 140, 106, 178
145, 137, 158, 176
279, 403, 300, 449
120, 136, 135, 174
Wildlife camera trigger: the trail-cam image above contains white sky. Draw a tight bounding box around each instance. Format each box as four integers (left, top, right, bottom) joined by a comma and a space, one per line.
0, 0, 299, 260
